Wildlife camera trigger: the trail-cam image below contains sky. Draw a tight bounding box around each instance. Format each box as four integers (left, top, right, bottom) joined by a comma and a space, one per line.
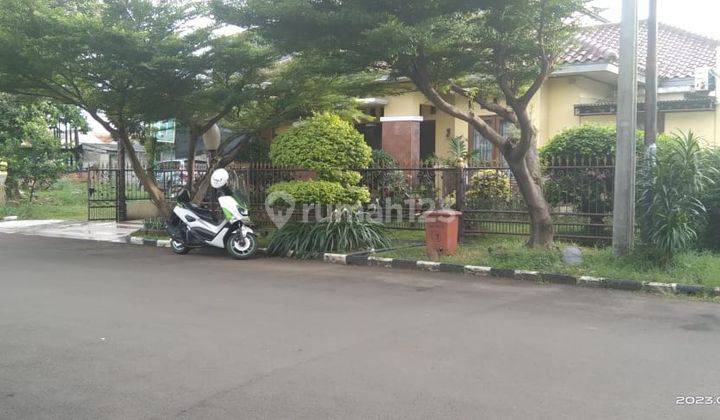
589, 0, 720, 39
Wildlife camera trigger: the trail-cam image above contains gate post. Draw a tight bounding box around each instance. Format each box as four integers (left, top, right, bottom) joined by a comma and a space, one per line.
455, 162, 466, 243
116, 139, 127, 221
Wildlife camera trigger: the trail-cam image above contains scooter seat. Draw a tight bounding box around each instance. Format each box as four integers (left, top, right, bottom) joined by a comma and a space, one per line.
188, 202, 219, 224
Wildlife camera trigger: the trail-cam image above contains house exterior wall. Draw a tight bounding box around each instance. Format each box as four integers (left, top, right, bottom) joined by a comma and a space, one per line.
375, 75, 720, 162
380, 90, 472, 161
539, 76, 615, 145
383, 91, 426, 117
664, 110, 719, 146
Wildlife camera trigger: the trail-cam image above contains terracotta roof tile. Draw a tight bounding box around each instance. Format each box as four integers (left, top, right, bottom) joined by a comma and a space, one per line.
560, 22, 719, 79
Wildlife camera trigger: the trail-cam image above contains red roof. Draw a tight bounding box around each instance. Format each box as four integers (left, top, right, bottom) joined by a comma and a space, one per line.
560, 22, 719, 80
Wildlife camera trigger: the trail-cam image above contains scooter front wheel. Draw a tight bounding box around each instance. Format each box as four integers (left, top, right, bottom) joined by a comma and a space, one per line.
226, 232, 258, 260
170, 239, 191, 255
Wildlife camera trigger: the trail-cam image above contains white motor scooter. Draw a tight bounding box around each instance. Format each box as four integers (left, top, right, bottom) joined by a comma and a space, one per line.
166, 169, 257, 259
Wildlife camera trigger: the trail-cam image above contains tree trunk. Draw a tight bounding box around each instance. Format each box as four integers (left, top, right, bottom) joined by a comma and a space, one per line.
117, 134, 172, 219
28, 179, 36, 203
186, 126, 199, 191
406, 65, 555, 246
507, 157, 554, 247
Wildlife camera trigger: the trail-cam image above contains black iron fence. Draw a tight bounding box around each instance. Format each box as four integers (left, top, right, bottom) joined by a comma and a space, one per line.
88, 158, 615, 242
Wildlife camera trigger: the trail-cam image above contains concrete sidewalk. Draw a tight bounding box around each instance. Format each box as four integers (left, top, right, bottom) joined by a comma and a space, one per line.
0, 219, 140, 243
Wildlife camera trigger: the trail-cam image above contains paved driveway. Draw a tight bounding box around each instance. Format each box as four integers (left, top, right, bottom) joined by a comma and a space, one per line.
0, 220, 137, 242
1, 233, 719, 419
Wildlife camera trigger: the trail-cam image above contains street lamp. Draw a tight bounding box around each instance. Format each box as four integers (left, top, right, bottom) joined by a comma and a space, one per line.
202, 124, 222, 152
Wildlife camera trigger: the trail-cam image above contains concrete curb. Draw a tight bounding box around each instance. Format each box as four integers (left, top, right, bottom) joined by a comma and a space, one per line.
126, 236, 171, 248
323, 252, 720, 298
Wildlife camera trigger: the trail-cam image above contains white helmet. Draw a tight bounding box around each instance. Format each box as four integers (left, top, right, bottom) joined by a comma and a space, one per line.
210, 168, 229, 189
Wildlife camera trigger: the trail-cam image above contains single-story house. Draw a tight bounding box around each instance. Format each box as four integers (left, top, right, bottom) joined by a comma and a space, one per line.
358, 21, 720, 165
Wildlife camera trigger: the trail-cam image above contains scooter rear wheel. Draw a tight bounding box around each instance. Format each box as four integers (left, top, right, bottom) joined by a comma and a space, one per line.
226, 232, 257, 260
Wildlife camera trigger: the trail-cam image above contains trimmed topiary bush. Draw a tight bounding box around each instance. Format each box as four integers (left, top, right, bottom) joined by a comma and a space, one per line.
270, 112, 372, 183
267, 180, 370, 205
268, 113, 371, 205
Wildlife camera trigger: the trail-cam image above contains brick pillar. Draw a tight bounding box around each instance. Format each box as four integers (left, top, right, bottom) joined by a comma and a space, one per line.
380, 117, 422, 166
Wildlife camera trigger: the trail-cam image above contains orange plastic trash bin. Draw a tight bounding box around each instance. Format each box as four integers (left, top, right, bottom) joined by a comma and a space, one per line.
424, 210, 462, 258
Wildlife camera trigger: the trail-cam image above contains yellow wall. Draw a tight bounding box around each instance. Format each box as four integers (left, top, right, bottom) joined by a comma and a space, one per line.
665, 111, 719, 147
377, 76, 720, 157
539, 76, 615, 145
579, 114, 616, 126
381, 89, 473, 160
382, 91, 425, 117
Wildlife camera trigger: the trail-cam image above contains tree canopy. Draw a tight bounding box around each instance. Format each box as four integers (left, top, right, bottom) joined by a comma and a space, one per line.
219, 0, 586, 246
0, 0, 387, 216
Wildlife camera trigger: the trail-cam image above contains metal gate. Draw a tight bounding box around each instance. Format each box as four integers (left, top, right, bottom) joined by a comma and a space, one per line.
87, 167, 118, 220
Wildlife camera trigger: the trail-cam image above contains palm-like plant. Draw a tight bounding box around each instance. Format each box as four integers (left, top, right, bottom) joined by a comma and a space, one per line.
268, 208, 391, 258
637, 131, 710, 264
445, 135, 481, 166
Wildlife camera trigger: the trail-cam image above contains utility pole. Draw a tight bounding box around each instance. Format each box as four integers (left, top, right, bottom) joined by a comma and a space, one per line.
645, 0, 658, 148
613, 0, 639, 256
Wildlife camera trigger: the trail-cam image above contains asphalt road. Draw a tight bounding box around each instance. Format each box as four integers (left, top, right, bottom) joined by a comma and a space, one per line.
1, 233, 720, 419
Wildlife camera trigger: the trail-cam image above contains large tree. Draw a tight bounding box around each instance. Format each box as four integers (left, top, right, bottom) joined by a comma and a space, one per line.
0, 94, 87, 201
221, 0, 584, 246
0, 0, 389, 217
0, 0, 210, 217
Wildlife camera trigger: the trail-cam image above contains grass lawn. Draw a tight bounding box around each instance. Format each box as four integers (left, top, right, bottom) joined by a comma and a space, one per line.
0, 178, 87, 220
129, 230, 170, 240
379, 233, 720, 288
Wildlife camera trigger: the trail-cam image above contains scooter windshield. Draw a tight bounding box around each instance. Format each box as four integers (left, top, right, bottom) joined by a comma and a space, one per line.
226, 170, 250, 209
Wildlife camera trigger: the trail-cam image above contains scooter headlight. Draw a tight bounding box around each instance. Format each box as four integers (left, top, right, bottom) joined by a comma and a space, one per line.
238, 207, 249, 217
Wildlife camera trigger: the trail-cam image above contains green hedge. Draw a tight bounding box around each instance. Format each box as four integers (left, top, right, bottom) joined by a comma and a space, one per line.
539, 124, 669, 162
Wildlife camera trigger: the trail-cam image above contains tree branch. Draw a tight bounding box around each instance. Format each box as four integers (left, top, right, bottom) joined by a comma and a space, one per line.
407, 53, 506, 149
200, 104, 234, 134
450, 83, 517, 125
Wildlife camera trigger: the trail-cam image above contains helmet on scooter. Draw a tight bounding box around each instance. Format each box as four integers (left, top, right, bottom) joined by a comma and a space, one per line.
210, 168, 229, 189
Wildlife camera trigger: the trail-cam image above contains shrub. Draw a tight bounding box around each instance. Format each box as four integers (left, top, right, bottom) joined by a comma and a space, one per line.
637, 131, 710, 264
268, 113, 372, 206
267, 180, 369, 205
365, 150, 408, 202
270, 113, 371, 184
464, 169, 512, 208
1, 132, 67, 202
540, 125, 618, 161
699, 148, 720, 250
267, 209, 391, 258
540, 125, 668, 217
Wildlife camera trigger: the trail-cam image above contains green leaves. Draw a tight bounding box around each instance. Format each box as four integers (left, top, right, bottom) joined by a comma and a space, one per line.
267, 181, 370, 206
270, 113, 371, 173
267, 208, 391, 259
637, 131, 711, 264
0, 95, 81, 202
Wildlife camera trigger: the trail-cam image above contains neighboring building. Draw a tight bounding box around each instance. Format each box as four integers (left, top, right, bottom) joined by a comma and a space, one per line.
358, 21, 720, 165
